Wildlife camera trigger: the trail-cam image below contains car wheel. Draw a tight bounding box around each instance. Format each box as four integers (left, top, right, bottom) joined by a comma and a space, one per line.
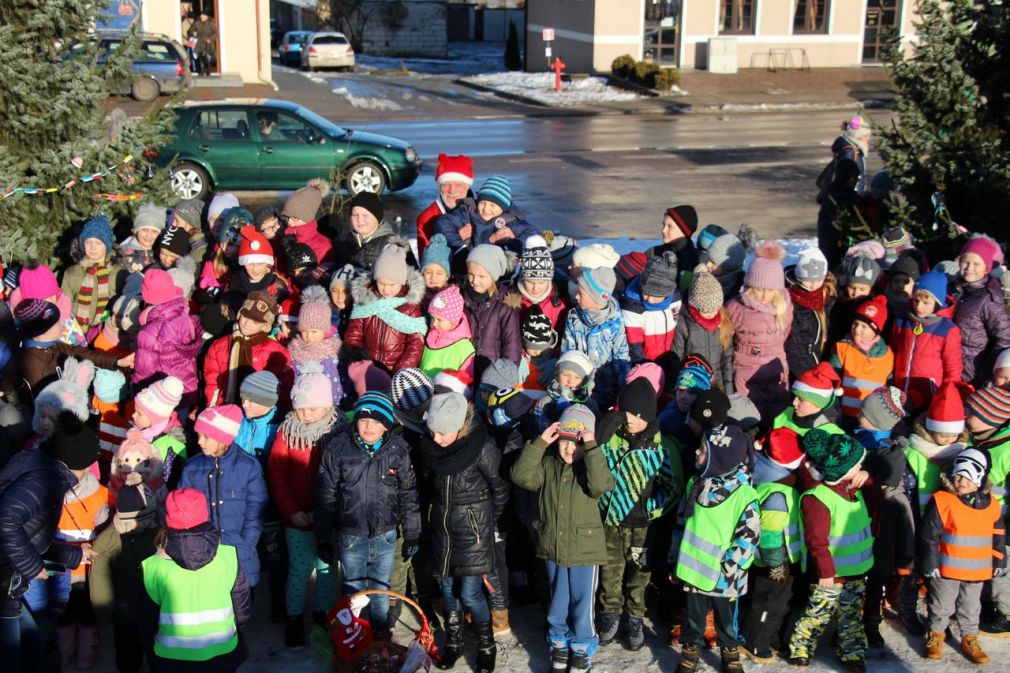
170, 162, 210, 200
131, 77, 161, 103
345, 161, 386, 196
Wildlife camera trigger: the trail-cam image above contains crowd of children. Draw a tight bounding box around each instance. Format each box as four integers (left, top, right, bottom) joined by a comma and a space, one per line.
4, 142, 1010, 673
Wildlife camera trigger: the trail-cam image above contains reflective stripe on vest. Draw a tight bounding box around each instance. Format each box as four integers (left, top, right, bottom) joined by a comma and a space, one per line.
800, 485, 874, 578
835, 341, 894, 418
675, 478, 758, 591
754, 481, 801, 565
934, 490, 1002, 581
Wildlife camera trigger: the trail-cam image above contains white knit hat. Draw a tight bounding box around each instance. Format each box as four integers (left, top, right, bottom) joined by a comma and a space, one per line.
572, 243, 619, 270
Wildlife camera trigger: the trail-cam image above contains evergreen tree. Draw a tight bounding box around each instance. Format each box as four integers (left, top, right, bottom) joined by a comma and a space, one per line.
0, 0, 172, 263
504, 21, 522, 71
878, 0, 1010, 249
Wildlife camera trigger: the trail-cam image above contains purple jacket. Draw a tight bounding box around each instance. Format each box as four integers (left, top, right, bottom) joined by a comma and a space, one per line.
133, 297, 203, 404
463, 288, 521, 377
951, 276, 1010, 386
727, 293, 794, 423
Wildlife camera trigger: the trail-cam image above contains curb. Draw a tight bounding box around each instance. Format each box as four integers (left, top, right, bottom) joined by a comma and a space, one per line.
454, 78, 551, 108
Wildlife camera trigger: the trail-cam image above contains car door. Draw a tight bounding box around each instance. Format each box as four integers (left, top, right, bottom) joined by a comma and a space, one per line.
184, 108, 259, 188
254, 109, 336, 189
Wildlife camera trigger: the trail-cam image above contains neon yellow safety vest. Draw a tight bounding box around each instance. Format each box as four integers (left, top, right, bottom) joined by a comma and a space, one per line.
772, 409, 844, 437
800, 485, 874, 577
986, 433, 1010, 515
419, 339, 476, 379
904, 448, 943, 515
754, 481, 801, 566
675, 477, 759, 591
143, 544, 240, 662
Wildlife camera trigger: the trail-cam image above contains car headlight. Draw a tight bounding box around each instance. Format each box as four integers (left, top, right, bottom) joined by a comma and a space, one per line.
405, 147, 417, 162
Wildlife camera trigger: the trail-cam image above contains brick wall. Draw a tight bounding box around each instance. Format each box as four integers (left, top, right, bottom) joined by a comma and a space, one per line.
362, 1, 448, 58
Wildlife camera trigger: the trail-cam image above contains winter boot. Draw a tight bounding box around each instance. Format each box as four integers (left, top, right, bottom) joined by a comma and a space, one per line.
597, 612, 620, 646
475, 621, 497, 673
569, 650, 592, 671
76, 625, 99, 670
387, 600, 403, 631
625, 617, 645, 651
491, 608, 511, 636
980, 610, 1010, 636
898, 575, 927, 636
676, 643, 701, 673
961, 635, 990, 664
437, 611, 463, 670
704, 610, 718, 649
720, 646, 743, 673
285, 615, 305, 651
864, 620, 885, 648
549, 645, 570, 672
313, 611, 327, 629
57, 624, 77, 670
925, 630, 944, 660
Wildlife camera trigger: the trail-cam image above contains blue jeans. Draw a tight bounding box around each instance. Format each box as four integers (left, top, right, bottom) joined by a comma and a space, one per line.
440, 575, 490, 624
545, 561, 599, 656
338, 530, 397, 629
0, 600, 42, 673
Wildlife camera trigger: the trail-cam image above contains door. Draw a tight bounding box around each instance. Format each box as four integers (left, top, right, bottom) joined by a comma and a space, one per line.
185, 108, 259, 188
643, 0, 680, 67
254, 110, 336, 189
863, 0, 901, 63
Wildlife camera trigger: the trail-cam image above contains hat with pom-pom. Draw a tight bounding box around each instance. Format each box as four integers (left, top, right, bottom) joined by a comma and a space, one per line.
745, 241, 786, 290
697, 224, 729, 252
421, 233, 452, 276
142, 269, 182, 305
43, 412, 99, 470
433, 369, 474, 400
291, 361, 333, 410
18, 262, 60, 300
792, 362, 842, 410
373, 244, 409, 286
520, 244, 555, 281
283, 179, 329, 223
804, 429, 865, 484
135, 376, 184, 425
194, 405, 243, 446
79, 214, 114, 254
238, 225, 274, 267
298, 285, 332, 332
853, 295, 888, 334
705, 234, 746, 273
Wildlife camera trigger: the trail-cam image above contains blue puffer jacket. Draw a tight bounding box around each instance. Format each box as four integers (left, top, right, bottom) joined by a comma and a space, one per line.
562, 301, 630, 408
233, 407, 280, 472
179, 444, 268, 586
433, 197, 538, 250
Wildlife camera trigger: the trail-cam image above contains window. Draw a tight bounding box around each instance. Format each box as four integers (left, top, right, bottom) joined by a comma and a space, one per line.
644, 28, 678, 66
142, 41, 177, 61
720, 0, 755, 34
794, 0, 829, 33
188, 110, 251, 141
257, 111, 320, 144
312, 35, 349, 46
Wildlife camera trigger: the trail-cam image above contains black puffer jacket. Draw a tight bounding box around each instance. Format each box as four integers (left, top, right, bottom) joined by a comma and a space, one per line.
420, 418, 509, 579
314, 426, 421, 545
785, 272, 833, 380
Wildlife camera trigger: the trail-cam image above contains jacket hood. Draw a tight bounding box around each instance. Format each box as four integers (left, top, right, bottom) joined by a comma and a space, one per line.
148, 296, 191, 320
350, 268, 425, 307
939, 470, 993, 499
164, 521, 222, 570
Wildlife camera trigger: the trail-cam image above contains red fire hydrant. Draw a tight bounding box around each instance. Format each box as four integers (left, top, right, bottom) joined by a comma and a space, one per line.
551, 57, 566, 92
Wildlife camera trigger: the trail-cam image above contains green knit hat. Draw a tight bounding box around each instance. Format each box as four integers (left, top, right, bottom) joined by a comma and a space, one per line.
803, 429, 865, 484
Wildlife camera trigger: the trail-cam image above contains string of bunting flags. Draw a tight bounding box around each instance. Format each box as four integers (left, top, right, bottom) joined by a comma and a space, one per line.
1, 154, 145, 202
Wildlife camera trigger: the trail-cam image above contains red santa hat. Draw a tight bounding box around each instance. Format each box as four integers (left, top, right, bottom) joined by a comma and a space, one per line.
925, 381, 967, 435
433, 369, 474, 400
791, 362, 843, 409
238, 226, 274, 267
436, 153, 474, 187
761, 427, 804, 470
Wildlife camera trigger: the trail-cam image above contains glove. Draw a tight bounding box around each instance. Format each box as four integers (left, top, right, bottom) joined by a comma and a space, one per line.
768, 564, 788, 583
995, 567, 1008, 578
402, 540, 419, 560
924, 568, 941, 579
3, 262, 21, 291
630, 546, 650, 572
316, 541, 334, 566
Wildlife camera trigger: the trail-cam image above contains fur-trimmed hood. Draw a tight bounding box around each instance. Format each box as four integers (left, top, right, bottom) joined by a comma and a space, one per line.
939, 470, 993, 497
350, 267, 425, 307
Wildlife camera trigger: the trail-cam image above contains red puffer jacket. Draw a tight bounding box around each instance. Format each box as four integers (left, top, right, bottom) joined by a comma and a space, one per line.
890, 309, 962, 412
343, 272, 426, 373
267, 418, 340, 529
203, 332, 294, 407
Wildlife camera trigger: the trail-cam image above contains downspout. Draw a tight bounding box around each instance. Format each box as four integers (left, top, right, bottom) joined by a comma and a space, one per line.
255, 0, 280, 91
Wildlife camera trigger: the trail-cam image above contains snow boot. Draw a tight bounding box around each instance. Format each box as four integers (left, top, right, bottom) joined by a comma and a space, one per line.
961, 635, 989, 664
76, 625, 99, 670
569, 650, 592, 671
676, 643, 700, 673
285, 615, 305, 651
56, 624, 77, 670
475, 621, 496, 673
720, 646, 743, 673
625, 617, 645, 651
491, 608, 511, 636
437, 611, 463, 670
597, 612, 620, 646
549, 645, 569, 672
925, 630, 944, 660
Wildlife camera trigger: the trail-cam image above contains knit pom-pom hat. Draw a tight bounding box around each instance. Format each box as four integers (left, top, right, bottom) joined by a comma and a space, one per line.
744, 241, 786, 291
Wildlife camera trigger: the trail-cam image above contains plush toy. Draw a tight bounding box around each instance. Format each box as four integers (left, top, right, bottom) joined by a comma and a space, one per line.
108, 427, 164, 507
32, 356, 96, 434
328, 594, 373, 660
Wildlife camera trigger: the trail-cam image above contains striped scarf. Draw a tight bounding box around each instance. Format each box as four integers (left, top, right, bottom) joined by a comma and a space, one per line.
75, 263, 111, 327
598, 432, 678, 526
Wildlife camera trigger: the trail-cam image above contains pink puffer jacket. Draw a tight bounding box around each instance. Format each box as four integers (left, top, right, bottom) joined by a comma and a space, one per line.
132, 297, 203, 404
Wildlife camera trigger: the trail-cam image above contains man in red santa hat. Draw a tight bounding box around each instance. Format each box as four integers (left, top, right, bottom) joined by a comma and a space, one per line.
416, 153, 474, 258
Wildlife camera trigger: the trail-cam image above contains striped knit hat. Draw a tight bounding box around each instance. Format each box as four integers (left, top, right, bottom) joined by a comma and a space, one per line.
860, 386, 906, 431
965, 385, 1010, 429
792, 362, 842, 410
476, 175, 512, 210
354, 391, 397, 430
135, 376, 184, 425
676, 354, 713, 391
389, 368, 435, 412
240, 370, 280, 408
194, 405, 243, 446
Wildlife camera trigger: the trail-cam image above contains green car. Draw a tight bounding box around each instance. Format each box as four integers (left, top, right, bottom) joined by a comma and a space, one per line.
153, 99, 422, 200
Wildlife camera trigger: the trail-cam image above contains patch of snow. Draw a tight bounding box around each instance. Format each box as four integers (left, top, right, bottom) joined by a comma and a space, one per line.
700, 101, 866, 113
670, 84, 689, 95
463, 72, 641, 107
331, 86, 403, 111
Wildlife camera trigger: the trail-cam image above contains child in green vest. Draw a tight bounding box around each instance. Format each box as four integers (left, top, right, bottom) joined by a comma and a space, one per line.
740, 427, 803, 663
420, 285, 475, 379
772, 361, 845, 437
670, 390, 760, 673
789, 430, 874, 672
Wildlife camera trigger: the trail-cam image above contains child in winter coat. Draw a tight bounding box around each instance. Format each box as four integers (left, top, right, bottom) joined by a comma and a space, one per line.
170, 197, 210, 262
92, 368, 129, 477
649, 205, 701, 290
621, 251, 682, 363
673, 268, 734, 392
117, 204, 165, 274
130, 376, 187, 489
180, 405, 269, 588
903, 381, 969, 517
416, 153, 474, 258
336, 192, 414, 271
269, 365, 344, 650
196, 207, 246, 300
329, 263, 356, 336
61, 214, 126, 331
154, 224, 192, 271
772, 362, 845, 436
658, 355, 714, 457
282, 180, 334, 266
203, 290, 294, 407
532, 349, 595, 432
463, 244, 522, 376
420, 285, 475, 378
596, 379, 682, 651
344, 244, 426, 374
727, 242, 793, 423
891, 270, 963, 412
511, 404, 615, 673
670, 390, 759, 673
951, 236, 1010, 386
830, 295, 894, 424
313, 392, 421, 632
785, 249, 835, 378
507, 240, 569, 331
420, 234, 452, 307
789, 430, 873, 672
435, 175, 538, 253
228, 226, 289, 301
921, 448, 1005, 664
288, 285, 343, 404
562, 266, 630, 409
518, 308, 558, 391
702, 233, 747, 300
827, 254, 881, 348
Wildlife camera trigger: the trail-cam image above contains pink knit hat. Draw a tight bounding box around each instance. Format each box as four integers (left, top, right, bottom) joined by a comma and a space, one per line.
429, 286, 464, 326
960, 236, 1001, 273
744, 241, 786, 291
297, 285, 332, 332
135, 376, 184, 425
142, 269, 182, 305
626, 362, 666, 396
291, 362, 333, 410
166, 488, 209, 530
348, 360, 392, 397
19, 263, 60, 300
194, 405, 243, 445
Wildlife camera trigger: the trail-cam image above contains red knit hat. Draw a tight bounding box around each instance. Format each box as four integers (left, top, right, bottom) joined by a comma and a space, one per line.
165, 488, 209, 530
238, 225, 274, 267
435, 153, 474, 187
966, 385, 1010, 428
791, 362, 842, 409
925, 381, 967, 435
761, 427, 804, 469
853, 295, 888, 334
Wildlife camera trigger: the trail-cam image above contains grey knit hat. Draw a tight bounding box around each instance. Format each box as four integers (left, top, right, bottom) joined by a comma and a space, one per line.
173, 199, 204, 229
134, 203, 167, 234
577, 266, 617, 306
860, 386, 907, 431
329, 263, 357, 289
688, 268, 724, 314
640, 251, 679, 298
425, 392, 469, 434
240, 370, 280, 408
705, 234, 746, 272
845, 255, 882, 287
467, 244, 509, 281
556, 350, 594, 380
480, 358, 521, 391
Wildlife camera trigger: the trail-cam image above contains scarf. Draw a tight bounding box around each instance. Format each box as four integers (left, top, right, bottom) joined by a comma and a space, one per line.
463, 283, 491, 305
350, 296, 427, 335
420, 423, 485, 475
582, 298, 619, 325
853, 333, 880, 354
226, 330, 273, 403
518, 282, 551, 305
231, 268, 278, 297
75, 262, 112, 327
788, 284, 826, 311
279, 410, 340, 451
909, 427, 966, 462
426, 314, 472, 348
352, 431, 384, 455
687, 305, 721, 332
289, 334, 341, 363
740, 291, 778, 315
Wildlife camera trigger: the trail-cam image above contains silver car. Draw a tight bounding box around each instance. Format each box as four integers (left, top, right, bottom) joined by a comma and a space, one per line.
301, 31, 355, 71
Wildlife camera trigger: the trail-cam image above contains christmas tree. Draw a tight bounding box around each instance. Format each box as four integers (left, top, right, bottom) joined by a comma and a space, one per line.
878, 0, 1010, 248
0, 0, 173, 263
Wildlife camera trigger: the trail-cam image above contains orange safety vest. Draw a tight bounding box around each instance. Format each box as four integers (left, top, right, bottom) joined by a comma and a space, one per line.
835, 340, 894, 418
57, 484, 109, 580
935, 490, 1005, 581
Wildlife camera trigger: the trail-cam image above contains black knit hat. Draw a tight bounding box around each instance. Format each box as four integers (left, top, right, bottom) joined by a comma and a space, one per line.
348, 191, 384, 224
619, 377, 657, 425
43, 411, 99, 470
665, 204, 699, 238
521, 307, 557, 350
890, 252, 921, 281
157, 226, 191, 258
699, 424, 750, 479
285, 241, 317, 271
690, 389, 731, 429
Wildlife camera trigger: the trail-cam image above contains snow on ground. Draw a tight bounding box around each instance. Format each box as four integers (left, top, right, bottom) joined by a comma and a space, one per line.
331, 85, 404, 111
463, 72, 641, 107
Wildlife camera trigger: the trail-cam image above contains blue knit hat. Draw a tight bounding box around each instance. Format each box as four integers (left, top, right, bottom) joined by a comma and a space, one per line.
913, 270, 949, 309
93, 368, 127, 404
354, 391, 397, 430
477, 175, 512, 211
676, 354, 713, 391
421, 233, 452, 275
79, 214, 114, 255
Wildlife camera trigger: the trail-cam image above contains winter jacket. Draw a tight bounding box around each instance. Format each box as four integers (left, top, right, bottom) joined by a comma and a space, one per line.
203, 331, 294, 407
116, 237, 155, 275
830, 337, 894, 418
89, 523, 158, 624
672, 307, 734, 393
59, 260, 126, 328
344, 273, 426, 373
417, 193, 473, 258
620, 277, 682, 363
503, 283, 569, 333
510, 436, 615, 566
334, 223, 416, 272
233, 407, 280, 467
817, 184, 862, 270
890, 311, 963, 412
420, 420, 509, 578
18, 341, 120, 395
287, 220, 334, 266
562, 301, 630, 409
434, 197, 538, 250
597, 420, 683, 528
179, 444, 268, 586
950, 276, 1010, 386
919, 473, 1006, 577
268, 416, 343, 530
133, 297, 203, 404
314, 426, 421, 544
726, 293, 794, 422
462, 285, 522, 373
785, 278, 833, 379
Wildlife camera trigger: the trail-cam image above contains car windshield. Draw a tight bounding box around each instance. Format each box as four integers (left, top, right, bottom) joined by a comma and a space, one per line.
286, 106, 347, 138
